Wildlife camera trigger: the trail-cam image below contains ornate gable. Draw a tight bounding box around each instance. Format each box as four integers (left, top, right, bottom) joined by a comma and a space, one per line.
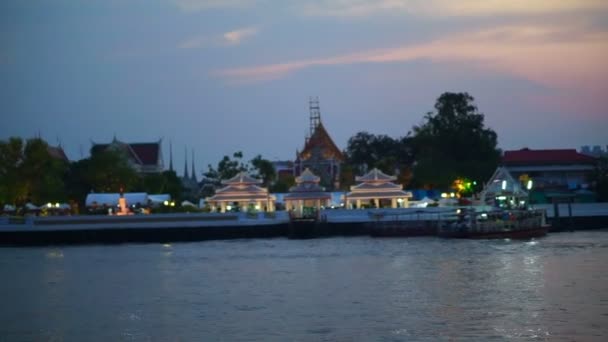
299, 123, 344, 162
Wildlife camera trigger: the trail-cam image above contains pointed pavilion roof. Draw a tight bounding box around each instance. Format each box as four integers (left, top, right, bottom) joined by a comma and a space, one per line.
295, 168, 320, 184
480, 167, 528, 205
347, 168, 412, 200
299, 122, 344, 161
285, 168, 330, 200
222, 171, 262, 185
355, 168, 396, 183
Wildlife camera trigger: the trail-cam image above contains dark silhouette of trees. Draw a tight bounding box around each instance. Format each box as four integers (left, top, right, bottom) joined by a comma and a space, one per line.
0, 137, 68, 206
410, 92, 501, 189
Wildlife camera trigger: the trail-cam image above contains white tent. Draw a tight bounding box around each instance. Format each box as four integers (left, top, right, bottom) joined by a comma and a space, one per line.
85, 193, 120, 207
3, 204, 16, 212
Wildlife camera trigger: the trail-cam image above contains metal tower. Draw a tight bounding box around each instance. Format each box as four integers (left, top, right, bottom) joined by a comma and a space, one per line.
309, 96, 321, 137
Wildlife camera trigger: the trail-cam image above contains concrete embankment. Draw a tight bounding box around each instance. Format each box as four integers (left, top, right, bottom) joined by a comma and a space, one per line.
1, 205, 607, 245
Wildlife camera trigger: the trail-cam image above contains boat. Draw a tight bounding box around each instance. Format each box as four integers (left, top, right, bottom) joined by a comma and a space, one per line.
438, 208, 549, 239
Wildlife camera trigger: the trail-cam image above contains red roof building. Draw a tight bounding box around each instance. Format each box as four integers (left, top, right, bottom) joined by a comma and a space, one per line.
502, 148, 597, 194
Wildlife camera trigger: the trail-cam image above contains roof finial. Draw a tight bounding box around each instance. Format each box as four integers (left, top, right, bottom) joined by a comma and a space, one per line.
169, 140, 174, 172
183, 146, 189, 179
191, 148, 197, 183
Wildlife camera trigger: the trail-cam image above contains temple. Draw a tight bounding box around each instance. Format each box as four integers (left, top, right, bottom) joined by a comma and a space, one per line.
345, 168, 412, 209
91, 137, 164, 174
284, 168, 330, 218
293, 98, 344, 190
206, 172, 275, 213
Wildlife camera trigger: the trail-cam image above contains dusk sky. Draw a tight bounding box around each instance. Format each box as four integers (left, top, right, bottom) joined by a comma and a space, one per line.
2, 0, 607, 176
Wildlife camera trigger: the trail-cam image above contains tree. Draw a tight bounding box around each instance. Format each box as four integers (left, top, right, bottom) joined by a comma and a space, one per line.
139, 170, 183, 201
344, 131, 415, 188
85, 148, 139, 193
250, 155, 276, 187
410, 92, 501, 190
200, 151, 249, 197
0, 137, 26, 205
0, 137, 68, 206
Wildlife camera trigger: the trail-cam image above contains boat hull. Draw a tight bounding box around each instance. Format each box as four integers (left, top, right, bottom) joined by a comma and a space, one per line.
439, 225, 549, 239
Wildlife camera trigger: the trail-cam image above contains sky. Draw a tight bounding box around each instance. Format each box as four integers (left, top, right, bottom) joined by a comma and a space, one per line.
1, 0, 607, 176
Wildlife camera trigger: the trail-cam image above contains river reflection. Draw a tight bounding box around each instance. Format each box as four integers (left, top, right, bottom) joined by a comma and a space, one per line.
1, 231, 607, 341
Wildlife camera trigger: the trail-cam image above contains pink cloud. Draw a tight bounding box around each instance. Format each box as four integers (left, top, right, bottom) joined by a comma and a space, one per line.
214, 24, 608, 98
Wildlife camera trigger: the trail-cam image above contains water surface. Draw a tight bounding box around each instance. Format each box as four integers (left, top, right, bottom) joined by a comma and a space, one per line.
1, 231, 607, 341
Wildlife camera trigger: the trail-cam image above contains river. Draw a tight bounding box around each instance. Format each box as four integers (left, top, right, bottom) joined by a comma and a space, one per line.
1, 231, 607, 341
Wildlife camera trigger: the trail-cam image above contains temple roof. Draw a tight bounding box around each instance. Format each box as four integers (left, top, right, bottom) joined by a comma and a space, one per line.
92, 139, 161, 166
299, 122, 344, 162
222, 172, 262, 185
47, 145, 69, 162
355, 168, 396, 183
296, 168, 320, 184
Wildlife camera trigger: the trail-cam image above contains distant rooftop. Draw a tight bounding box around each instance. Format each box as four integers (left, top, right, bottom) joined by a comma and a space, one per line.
503, 148, 596, 165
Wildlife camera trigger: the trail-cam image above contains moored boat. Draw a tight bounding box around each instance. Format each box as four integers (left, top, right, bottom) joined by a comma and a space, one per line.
438, 209, 549, 239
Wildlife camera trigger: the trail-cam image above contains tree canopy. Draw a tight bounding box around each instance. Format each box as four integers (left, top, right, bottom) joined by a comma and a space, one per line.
0, 137, 68, 205
410, 92, 501, 189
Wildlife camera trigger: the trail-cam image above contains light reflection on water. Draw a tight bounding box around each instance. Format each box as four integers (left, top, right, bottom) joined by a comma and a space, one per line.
0, 231, 607, 341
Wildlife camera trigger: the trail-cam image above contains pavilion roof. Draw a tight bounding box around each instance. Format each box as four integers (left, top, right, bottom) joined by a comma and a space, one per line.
355, 168, 396, 183
296, 168, 320, 184
222, 172, 262, 185
299, 122, 344, 162
350, 182, 403, 192
207, 183, 274, 202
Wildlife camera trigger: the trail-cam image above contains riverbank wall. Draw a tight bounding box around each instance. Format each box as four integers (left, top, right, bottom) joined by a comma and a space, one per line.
1, 204, 607, 245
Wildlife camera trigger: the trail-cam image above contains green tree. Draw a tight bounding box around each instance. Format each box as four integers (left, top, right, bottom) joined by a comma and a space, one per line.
344, 132, 414, 187
0, 137, 67, 206
86, 148, 139, 193
139, 170, 184, 201
200, 151, 249, 197
0, 137, 26, 205
410, 92, 500, 190
21, 138, 68, 204
250, 155, 276, 187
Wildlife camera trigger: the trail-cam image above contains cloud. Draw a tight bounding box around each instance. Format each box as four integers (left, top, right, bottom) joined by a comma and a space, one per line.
213, 23, 608, 91
171, 0, 258, 12
300, 0, 608, 17
178, 27, 259, 49
223, 27, 258, 45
